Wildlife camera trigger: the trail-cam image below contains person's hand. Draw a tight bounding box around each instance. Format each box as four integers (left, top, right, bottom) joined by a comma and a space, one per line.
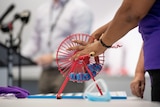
34, 53, 54, 67
68, 39, 107, 61
130, 73, 145, 99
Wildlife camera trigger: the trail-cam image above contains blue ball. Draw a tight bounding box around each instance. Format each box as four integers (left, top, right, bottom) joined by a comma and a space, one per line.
69, 73, 76, 81
83, 73, 91, 80
76, 73, 83, 81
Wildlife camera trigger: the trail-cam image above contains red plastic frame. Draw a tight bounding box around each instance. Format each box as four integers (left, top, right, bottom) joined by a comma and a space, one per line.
56, 33, 104, 99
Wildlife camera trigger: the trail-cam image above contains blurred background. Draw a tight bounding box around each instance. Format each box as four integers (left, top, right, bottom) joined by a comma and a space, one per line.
0, 0, 151, 100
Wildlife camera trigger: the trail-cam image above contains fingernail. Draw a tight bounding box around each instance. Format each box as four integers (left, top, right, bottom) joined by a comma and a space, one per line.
75, 58, 78, 61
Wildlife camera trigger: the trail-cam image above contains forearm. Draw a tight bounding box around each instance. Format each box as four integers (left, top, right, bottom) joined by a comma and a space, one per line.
130, 46, 145, 99
135, 45, 145, 76
101, 0, 155, 46
91, 21, 111, 40
102, 8, 139, 46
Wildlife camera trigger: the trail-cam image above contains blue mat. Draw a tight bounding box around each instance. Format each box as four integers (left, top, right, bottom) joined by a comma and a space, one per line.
27, 91, 127, 99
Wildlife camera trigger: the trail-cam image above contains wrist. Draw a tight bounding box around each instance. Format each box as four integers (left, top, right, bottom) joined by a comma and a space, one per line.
99, 38, 112, 48
135, 71, 145, 78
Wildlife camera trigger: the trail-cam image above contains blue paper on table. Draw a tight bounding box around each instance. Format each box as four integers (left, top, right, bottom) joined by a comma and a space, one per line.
27, 91, 127, 100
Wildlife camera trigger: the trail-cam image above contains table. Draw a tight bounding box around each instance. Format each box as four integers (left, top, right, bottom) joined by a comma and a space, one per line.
0, 97, 159, 107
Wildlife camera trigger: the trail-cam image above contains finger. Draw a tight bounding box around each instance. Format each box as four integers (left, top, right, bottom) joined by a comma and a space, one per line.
69, 51, 87, 61
130, 81, 140, 97
135, 81, 145, 98
88, 36, 95, 43
140, 82, 145, 98
138, 81, 145, 98
72, 40, 88, 46
71, 53, 82, 61
134, 82, 141, 97
67, 45, 85, 51
130, 82, 137, 96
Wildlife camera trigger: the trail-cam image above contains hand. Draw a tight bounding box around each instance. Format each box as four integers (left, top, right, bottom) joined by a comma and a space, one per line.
68, 39, 107, 61
34, 53, 54, 67
130, 73, 145, 98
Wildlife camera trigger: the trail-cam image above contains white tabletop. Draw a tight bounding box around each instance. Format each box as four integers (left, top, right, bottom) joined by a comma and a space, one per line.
0, 97, 159, 107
